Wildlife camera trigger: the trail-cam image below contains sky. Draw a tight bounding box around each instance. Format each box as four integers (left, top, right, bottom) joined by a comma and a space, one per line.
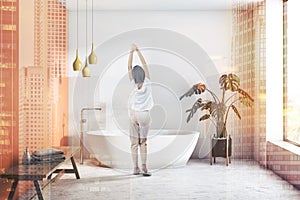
19, 0, 34, 67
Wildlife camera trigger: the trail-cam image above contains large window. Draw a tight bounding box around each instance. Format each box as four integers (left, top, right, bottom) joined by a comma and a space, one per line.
284, 0, 300, 145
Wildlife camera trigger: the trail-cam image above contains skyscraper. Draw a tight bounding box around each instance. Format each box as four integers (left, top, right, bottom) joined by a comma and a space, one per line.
16, 0, 68, 198
19, 66, 52, 156
0, 0, 19, 197
18, 0, 68, 161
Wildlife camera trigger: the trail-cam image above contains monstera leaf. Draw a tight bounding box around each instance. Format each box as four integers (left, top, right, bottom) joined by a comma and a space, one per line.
185, 98, 203, 123
199, 114, 210, 121
219, 73, 240, 92
180, 83, 206, 100
186, 99, 215, 123
238, 88, 254, 103
196, 83, 206, 93
230, 105, 241, 120
239, 96, 254, 107
200, 101, 213, 113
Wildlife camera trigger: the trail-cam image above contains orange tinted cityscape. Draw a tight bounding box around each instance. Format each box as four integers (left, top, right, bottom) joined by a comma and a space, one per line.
0, 0, 68, 198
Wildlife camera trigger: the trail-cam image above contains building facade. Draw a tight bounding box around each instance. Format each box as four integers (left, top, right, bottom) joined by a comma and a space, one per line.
0, 0, 68, 198
231, 1, 266, 163
0, 0, 19, 197
18, 0, 68, 161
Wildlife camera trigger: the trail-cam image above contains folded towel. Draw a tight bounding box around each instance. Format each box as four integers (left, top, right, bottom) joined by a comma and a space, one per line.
29, 147, 65, 164
30, 157, 66, 164
32, 148, 64, 157
31, 154, 65, 162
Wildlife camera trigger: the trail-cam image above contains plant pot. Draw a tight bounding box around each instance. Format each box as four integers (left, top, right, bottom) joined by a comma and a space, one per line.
210, 136, 232, 166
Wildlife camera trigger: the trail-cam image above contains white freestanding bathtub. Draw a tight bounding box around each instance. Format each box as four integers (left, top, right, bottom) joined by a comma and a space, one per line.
85, 129, 199, 170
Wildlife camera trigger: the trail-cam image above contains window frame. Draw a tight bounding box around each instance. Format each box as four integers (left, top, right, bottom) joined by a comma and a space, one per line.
283, 0, 300, 146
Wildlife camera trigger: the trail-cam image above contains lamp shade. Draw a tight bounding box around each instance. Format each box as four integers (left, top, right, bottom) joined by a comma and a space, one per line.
82, 58, 91, 77
88, 43, 98, 64
73, 49, 82, 71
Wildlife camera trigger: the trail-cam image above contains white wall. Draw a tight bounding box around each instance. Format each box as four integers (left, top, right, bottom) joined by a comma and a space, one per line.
69, 11, 232, 75
68, 11, 232, 158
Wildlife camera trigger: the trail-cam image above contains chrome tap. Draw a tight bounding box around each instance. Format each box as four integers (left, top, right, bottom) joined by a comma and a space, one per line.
80, 107, 101, 164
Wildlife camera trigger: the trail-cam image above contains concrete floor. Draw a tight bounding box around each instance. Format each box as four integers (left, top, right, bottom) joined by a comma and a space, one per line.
37, 158, 300, 200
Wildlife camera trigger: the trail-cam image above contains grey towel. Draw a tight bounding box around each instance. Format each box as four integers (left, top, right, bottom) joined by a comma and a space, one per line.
30, 147, 65, 164
32, 148, 64, 157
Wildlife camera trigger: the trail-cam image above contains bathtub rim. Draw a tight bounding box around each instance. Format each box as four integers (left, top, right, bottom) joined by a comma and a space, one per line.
86, 129, 200, 137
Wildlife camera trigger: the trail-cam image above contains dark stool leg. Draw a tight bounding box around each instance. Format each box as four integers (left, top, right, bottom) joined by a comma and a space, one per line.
226, 136, 229, 166
70, 156, 80, 179
33, 180, 44, 200
47, 174, 52, 180
210, 138, 213, 165
8, 180, 18, 200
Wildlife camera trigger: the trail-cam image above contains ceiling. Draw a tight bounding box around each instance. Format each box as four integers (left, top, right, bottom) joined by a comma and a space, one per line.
64, 0, 251, 11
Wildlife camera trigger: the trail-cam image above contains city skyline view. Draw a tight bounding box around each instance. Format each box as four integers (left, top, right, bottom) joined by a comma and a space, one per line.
0, 0, 68, 197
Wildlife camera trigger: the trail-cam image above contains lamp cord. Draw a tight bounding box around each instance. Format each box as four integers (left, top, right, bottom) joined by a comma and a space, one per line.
86, 0, 87, 58
77, 0, 79, 50
92, 0, 94, 42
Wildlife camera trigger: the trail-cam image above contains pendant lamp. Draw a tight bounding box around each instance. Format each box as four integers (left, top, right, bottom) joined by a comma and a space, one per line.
88, 0, 98, 64
73, 0, 82, 71
82, 57, 91, 77
82, 0, 90, 77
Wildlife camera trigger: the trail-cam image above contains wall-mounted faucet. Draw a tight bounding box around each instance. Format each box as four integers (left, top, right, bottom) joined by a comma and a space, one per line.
80, 107, 101, 164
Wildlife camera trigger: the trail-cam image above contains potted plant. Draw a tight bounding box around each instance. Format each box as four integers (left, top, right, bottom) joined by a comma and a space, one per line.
180, 73, 254, 165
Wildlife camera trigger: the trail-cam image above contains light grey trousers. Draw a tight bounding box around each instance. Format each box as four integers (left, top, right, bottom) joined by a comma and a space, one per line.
129, 110, 151, 167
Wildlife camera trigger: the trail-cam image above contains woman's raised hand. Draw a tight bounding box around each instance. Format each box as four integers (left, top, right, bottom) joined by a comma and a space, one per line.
131, 44, 138, 51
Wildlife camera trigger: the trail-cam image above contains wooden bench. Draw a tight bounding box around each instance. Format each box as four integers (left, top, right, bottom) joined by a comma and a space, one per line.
0, 146, 80, 200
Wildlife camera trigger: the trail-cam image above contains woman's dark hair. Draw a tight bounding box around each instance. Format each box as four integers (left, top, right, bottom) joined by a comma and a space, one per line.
132, 65, 145, 84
